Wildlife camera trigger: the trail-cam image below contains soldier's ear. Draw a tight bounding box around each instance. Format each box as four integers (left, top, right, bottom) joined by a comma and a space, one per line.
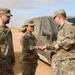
0, 14, 2, 17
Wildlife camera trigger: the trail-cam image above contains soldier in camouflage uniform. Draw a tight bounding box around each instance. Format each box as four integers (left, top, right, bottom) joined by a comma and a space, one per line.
0, 8, 15, 75
20, 21, 43, 75
43, 9, 75, 75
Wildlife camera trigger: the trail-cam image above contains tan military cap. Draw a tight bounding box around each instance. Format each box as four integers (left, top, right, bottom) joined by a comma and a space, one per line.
0, 8, 13, 16
53, 9, 66, 18
23, 20, 35, 27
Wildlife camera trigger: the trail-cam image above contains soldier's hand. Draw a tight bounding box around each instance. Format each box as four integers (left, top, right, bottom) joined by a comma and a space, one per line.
38, 46, 46, 51
42, 46, 46, 50
54, 44, 60, 50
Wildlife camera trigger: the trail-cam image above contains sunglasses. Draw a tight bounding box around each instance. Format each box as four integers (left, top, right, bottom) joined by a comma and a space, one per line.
6, 15, 11, 18
30, 26, 34, 27
53, 16, 57, 19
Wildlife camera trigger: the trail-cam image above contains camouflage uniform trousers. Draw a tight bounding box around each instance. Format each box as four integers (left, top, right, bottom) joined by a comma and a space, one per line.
0, 64, 14, 75
20, 60, 38, 75
60, 58, 75, 75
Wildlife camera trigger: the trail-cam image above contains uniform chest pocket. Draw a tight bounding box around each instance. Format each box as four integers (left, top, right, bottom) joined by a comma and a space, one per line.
28, 38, 36, 46
0, 32, 6, 44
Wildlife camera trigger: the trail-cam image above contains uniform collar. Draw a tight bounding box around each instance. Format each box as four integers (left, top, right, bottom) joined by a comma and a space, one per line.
25, 31, 34, 37
58, 20, 67, 30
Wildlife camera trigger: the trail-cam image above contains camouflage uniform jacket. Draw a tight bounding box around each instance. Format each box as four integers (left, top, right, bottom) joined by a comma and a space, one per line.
20, 31, 39, 62
47, 20, 75, 60
0, 26, 15, 66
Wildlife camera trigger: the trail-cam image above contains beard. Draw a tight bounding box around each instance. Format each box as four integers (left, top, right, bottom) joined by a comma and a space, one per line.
5, 19, 10, 24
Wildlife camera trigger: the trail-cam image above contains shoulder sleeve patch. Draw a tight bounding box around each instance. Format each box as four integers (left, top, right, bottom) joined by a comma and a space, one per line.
65, 27, 75, 38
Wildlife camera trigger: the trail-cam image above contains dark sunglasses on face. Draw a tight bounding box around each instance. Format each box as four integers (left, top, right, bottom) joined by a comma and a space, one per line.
30, 26, 34, 27
6, 15, 11, 18
54, 16, 57, 19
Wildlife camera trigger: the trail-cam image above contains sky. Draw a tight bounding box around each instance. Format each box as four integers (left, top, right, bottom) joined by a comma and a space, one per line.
0, 0, 75, 27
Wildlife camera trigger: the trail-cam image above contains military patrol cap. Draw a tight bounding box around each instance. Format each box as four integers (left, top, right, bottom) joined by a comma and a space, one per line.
23, 20, 35, 27
53, 9, 66, 18
0, 8, 13, 16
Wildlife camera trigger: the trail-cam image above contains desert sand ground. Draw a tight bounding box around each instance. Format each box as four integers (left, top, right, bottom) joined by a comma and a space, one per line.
10, 27, 52, 75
